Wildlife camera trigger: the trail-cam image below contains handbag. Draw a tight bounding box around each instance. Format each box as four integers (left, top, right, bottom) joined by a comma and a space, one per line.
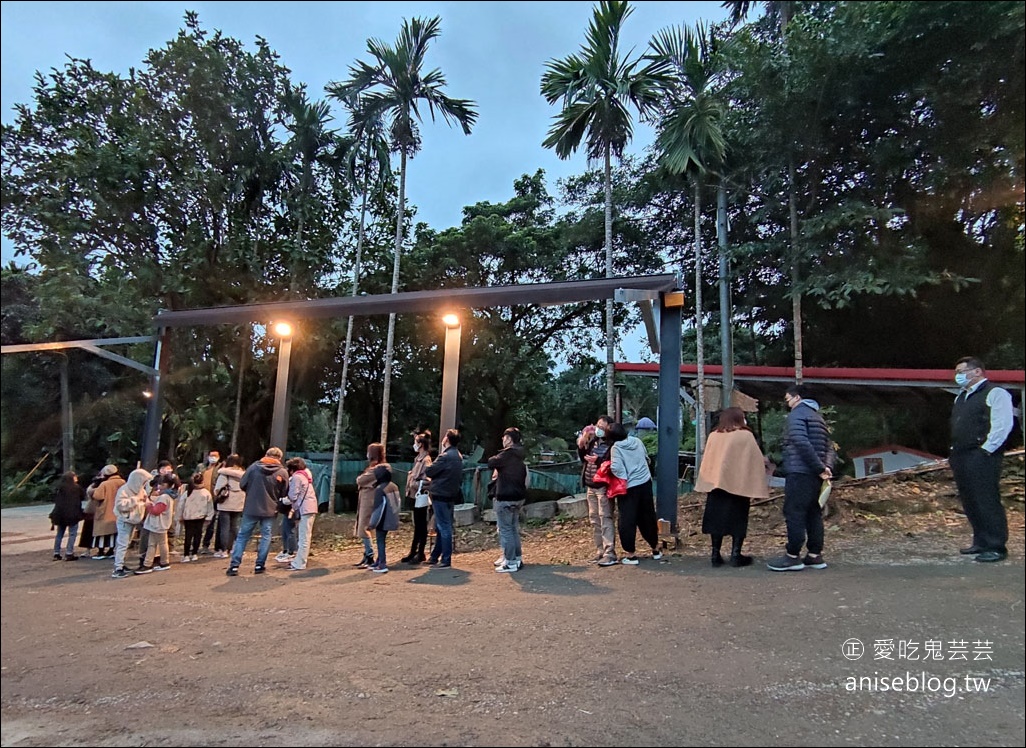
413, 480, 430, 509
595, 462, 627, 499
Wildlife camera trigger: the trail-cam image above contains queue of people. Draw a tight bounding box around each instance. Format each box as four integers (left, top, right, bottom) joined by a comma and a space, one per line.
45, 356, 1015, 579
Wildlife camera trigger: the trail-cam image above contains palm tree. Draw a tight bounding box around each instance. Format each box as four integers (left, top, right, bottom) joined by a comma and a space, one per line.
327, 16, 477, 446
540, 0, 668, 416
327, 95, 392, 513
283, 88, 336, 295
648, 23, 726, 464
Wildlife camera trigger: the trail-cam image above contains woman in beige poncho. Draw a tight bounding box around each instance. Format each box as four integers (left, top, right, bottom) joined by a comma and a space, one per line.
695, 408, 770, 567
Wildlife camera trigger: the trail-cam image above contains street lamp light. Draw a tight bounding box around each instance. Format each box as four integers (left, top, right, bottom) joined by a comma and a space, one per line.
439, 313, 462, 436
269, 321, 294, 450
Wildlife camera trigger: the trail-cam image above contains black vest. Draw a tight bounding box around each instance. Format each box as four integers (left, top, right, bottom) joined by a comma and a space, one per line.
950, 381, 996, 452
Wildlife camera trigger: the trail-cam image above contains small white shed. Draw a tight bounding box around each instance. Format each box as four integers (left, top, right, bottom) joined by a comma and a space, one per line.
849, 444, 945, 479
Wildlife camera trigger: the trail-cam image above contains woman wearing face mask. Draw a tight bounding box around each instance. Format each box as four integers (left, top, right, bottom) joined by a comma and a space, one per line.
354, 443, 388, 568
578, 415, 617, 566
401, 430, 433, 564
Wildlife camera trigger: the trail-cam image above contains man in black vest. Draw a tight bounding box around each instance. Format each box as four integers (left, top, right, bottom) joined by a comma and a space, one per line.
949, 357, 1013, 563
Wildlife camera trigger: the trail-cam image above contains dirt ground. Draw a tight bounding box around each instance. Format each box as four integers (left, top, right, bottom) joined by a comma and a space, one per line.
2, 456, 1024, 747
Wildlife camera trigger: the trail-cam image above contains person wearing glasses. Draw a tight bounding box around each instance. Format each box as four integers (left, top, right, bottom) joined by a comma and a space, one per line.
767, 385, 836, 572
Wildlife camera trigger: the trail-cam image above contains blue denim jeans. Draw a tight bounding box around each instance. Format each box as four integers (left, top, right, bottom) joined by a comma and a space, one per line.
429, 501, 454, 564
53, 523, 79, 557
495, 500, 524, 565
280, 513, 297, 554
230, 515, 275, 569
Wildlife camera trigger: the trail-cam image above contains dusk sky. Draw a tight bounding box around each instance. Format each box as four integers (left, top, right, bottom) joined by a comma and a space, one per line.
2, 1, 732, 360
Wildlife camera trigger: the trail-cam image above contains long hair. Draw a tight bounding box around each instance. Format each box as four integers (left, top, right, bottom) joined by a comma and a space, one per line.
367, 443, 386, 465
713, 407, 751, 433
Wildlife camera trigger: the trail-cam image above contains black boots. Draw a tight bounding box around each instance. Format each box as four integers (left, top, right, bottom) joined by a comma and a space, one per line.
710, 535, 725, 567
401, 548, 426, 564
355, 553, 374, 569
729, 536, 753, 567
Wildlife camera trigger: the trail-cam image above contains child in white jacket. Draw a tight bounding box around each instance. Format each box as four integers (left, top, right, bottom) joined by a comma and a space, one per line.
136, 474, 178, 574
175, 472, 214, 562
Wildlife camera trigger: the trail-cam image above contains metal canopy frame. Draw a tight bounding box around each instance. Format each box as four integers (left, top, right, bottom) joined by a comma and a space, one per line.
1, 335, 159, 472
1, 335, 158, 376
142, 274, 687, 532
152, 274, 679, 327
616, 363, 1026, 408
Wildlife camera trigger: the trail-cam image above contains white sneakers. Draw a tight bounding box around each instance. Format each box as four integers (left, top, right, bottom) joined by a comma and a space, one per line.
275, 552, 295, 564
495, 561, 520, 573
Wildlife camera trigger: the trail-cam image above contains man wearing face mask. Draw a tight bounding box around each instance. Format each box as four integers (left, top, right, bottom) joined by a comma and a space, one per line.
578, 415, 617, 566
949, 357, 1013, 563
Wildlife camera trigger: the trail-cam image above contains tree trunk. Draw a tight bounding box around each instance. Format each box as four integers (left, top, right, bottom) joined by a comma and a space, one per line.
604, 144, 616, 417
716, 182, 732, 409
230, 331, 248, 456
290, 162, 311, 297
789, 156, 803, 384
781, 2, 803, 385
329, 158, 372, 514
694, 180, 706, 469
60, 355, 73, 473
380, 148, 407, 446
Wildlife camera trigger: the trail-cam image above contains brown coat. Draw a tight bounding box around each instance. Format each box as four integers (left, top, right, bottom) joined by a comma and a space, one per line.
90, 475, 125, 537
695, 429, 770, 500
405, 452, 432, 498
355, 462, 389, 538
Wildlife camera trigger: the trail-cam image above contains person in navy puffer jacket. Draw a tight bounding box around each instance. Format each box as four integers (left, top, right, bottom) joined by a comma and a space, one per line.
768, 385, 836, 572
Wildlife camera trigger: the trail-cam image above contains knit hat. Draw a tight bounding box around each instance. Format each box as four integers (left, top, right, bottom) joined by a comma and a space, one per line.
101, 464, 119, 477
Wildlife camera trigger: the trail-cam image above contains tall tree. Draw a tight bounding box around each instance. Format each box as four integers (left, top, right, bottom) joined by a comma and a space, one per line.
540, 0, 668, 416
725, 0, 806, 381
327, 95, 392, 512
648, 23, 727, 461
282, 87, 337, 295
327, 15, 477, 446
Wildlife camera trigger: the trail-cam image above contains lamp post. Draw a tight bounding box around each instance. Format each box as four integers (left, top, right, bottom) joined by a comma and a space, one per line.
439, 313, 462, 436
269, 321, 294, 450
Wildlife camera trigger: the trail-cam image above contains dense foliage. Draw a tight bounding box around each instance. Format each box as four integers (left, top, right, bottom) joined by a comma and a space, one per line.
2, 2, 1022, 488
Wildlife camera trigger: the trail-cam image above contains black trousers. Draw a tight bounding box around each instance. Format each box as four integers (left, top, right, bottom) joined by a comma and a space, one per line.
616, 480, 659, 555
410, 506, 429, 555
949, 448, 1007, 553
783, 473, 824, 556
183, 518, 205, 557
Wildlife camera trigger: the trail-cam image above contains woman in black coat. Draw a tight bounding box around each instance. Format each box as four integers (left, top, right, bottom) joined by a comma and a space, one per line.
50, 471, 86, 561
